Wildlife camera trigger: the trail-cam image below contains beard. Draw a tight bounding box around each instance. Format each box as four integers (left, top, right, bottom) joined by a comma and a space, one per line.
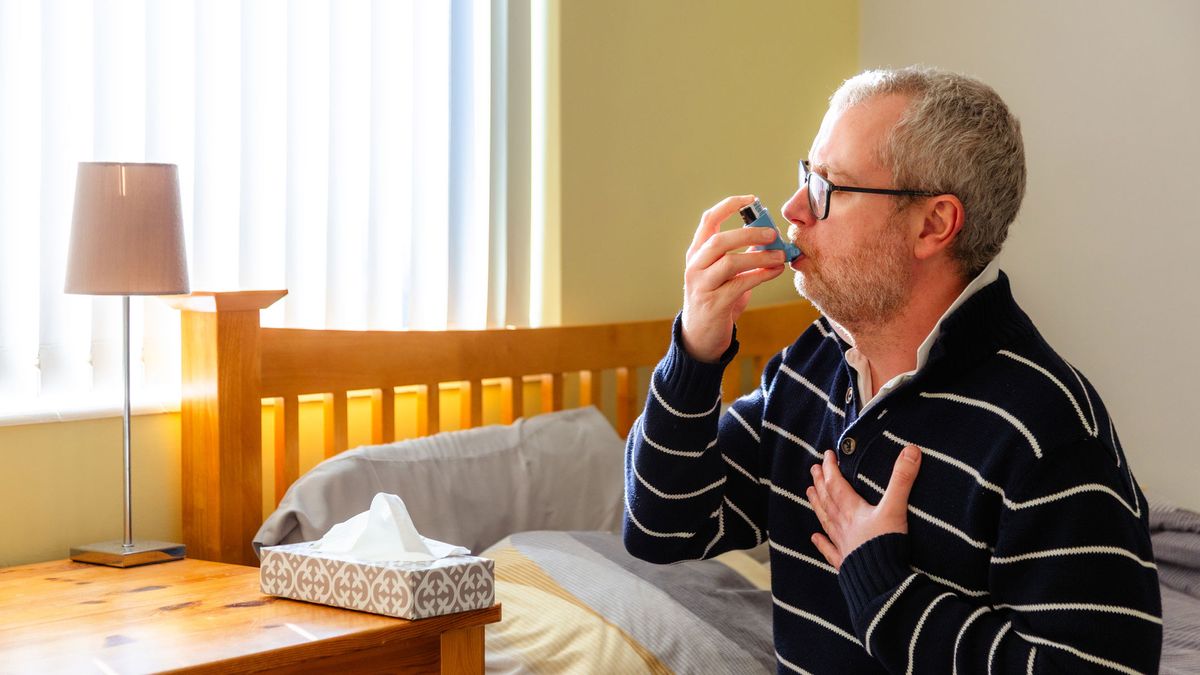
792, 219, 912, 328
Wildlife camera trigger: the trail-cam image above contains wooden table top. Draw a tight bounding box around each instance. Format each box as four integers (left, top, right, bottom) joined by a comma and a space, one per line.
0, 558, 501, 674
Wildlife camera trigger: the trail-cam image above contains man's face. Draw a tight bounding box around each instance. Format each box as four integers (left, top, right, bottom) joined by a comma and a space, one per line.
781, 94, 917, 328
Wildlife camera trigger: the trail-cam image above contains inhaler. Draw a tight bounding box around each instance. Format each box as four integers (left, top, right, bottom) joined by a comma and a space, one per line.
739, 199, 801, 262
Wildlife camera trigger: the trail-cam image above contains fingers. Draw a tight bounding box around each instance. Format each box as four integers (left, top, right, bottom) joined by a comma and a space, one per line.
811, 532, 842, 569
809, 464, 833, 520
820, 449, 855, 502
806, 483, 828, 529
713, 255, 787, 298
878, 445, 922, 515
689, 226, 782, 272
687, 195, 758, 261
706, 247, 787, 279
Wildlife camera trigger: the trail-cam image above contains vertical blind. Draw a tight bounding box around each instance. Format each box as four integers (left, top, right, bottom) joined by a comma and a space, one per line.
0, 0, 543, 422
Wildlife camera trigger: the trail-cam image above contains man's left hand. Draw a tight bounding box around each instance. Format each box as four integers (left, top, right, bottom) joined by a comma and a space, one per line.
807, 445, 922, 570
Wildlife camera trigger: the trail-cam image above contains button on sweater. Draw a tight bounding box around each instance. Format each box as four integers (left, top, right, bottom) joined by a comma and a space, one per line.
623, 272, 1162, 674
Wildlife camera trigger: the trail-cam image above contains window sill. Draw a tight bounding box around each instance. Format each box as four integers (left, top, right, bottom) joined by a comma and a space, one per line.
0, 395, 181, 428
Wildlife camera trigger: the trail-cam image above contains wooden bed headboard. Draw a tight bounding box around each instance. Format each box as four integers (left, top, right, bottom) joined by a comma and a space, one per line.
170, 291, 819, 566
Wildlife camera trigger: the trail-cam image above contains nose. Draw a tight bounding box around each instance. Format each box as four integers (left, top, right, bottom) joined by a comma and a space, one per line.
781, 185, 814, 230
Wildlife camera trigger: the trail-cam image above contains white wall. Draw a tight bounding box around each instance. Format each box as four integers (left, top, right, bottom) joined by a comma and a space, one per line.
861, 1, 1200, 510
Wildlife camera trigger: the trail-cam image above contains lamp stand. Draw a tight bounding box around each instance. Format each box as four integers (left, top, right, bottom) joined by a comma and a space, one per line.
69, 296, 185, 567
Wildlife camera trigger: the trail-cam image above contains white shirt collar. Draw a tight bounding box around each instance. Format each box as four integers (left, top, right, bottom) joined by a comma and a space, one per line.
844, 259, 1001, 414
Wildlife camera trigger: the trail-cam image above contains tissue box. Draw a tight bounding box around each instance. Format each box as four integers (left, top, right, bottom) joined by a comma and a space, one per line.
260, 542, 495, 620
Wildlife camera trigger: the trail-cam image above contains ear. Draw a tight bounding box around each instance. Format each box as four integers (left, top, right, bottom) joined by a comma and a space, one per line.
913, 194, 964, 261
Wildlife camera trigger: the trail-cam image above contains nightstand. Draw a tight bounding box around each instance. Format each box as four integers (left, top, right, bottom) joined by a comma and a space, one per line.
0, 558, 501, 673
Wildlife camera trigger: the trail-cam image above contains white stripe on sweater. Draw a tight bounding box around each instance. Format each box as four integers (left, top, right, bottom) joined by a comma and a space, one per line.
764, 419, 823, 460
860, 475, 992, 550
650, 378, 721, 418
813, 319, 835, 341
632, 462, 726, 500
1015, 631, 1143, 675
995, 602, 1162, 625
1006, 483, 1141, 518
727, 406, 761, 442
952, 606, 992, 675
919, 392, 1042, 458
1026, 647, 1037, 675
776, 650, 815, 675
773, 595, 863, 646
701, 507, 724, 558
883, 431, 1005, 497
1068, 362, 1098, 436
640, 426, 704, 458
999, 350, 1097, 437
988, 622, 1013, 675
883, 431, 1142, 520
762, 479, 815, 512
865, 573, 919, 656
779, 363, 846, 418
1109, 417, 1121, 467
769, 539, 837, 575
991, 545, 1156, 570
912, 566, 990, 597
623, 494, 695, 539
909, 592, 954, 675
724, 497, 762, 545
722, 453, 758, 484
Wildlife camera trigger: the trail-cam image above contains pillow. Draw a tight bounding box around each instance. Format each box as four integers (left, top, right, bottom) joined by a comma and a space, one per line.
483, 530, 775, 674
253, 406, 625, 557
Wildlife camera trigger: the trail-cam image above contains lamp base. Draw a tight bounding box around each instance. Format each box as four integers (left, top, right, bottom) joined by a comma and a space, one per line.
69, 540, 186, 568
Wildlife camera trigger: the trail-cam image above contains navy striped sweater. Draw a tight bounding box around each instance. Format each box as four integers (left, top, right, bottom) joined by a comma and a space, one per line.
623, 272, 1162, 674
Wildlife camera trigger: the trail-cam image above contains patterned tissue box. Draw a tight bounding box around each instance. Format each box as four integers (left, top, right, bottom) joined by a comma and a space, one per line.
259, 542, 495, 620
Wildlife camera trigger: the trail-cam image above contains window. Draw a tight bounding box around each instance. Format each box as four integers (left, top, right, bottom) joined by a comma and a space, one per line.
0, 0, 545, 423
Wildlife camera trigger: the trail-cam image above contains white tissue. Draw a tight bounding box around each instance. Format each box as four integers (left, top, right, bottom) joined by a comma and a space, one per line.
313, 492, 470, 562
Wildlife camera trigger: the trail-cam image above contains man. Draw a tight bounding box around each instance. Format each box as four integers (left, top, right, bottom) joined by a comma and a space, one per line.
623, 67, 1162, 674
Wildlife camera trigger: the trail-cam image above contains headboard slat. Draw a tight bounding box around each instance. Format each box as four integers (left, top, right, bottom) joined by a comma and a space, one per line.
274, 396, 300, 508
322, 391, 348, 458
579, 370, 601, 408
371, 388, 395, 445
420, 384, 440, 435
506, 377, 523, 423
615, 367, 635, 436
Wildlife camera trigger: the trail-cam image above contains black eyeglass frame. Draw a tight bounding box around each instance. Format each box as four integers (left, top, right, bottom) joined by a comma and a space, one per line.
799, 159, 942, 220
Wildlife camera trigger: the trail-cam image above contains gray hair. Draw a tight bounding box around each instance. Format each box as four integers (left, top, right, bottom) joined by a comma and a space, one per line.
831, 66, 1026, 278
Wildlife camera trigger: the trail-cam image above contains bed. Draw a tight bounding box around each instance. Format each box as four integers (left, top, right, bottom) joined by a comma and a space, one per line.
172, 291, 1200, 674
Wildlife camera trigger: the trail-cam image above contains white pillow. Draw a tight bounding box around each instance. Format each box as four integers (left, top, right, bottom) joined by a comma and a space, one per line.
254, 406, 625, 557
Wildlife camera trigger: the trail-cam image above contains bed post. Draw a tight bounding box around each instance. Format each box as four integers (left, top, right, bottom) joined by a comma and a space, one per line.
169, 290, 287, 566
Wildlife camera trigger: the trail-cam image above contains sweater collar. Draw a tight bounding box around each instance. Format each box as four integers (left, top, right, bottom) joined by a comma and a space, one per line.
922, 268, 1039, 375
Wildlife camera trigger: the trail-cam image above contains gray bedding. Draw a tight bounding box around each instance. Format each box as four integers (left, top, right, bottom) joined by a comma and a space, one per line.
1152, 502, 1200, 674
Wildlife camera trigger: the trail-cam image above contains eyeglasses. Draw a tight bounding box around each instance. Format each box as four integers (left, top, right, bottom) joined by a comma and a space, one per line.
799, 160, 941, 220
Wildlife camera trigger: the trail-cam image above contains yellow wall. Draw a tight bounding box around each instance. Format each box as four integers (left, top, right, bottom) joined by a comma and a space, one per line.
0, 2, 860, 567
0, 413, 182, 567
557, 0, 859, 323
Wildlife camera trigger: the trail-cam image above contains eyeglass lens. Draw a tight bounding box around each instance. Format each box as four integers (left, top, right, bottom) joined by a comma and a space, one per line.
799, 162, 829, 219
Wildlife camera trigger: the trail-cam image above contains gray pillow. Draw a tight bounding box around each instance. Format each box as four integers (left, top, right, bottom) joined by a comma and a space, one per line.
253, 406, 625, 557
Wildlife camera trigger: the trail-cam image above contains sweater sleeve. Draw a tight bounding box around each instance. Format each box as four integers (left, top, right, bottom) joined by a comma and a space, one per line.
837, 437, 1162, 674
622, 314, 775, 564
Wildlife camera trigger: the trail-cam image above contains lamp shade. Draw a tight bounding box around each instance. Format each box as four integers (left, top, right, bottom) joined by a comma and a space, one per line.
65, 162, 190, 295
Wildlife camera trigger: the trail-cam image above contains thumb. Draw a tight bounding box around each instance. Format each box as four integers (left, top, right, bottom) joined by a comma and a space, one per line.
878, 445, 921, 514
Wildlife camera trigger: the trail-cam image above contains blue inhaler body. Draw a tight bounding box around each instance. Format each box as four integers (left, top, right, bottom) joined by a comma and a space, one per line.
740, 199, 801, 262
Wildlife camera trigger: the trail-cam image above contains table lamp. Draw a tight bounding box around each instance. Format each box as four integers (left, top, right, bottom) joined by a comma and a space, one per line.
65, 162, 190, 567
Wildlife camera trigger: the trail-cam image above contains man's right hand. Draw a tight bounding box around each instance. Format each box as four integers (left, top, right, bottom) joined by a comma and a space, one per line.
681, 195, 788, 363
